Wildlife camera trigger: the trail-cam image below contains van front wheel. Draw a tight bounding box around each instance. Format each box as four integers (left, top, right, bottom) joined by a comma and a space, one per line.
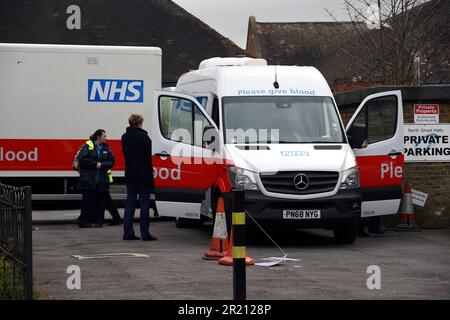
333, 219, 357, 244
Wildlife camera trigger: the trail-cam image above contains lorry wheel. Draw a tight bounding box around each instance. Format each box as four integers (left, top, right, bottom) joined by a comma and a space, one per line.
333, 219, 357, 244
175, 218, 204, 229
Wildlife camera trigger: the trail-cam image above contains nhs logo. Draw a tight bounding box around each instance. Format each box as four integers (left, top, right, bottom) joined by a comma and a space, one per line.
88, 79, 144, 102
280, 150, 310, 157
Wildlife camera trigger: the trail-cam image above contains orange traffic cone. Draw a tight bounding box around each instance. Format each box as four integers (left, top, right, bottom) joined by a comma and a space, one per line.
396, 182, 419, 230
202, 198, 229, 260
218, 228, 255, 266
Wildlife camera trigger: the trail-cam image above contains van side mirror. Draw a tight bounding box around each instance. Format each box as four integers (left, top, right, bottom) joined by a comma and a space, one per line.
347, 124, 368, 149
202, 125, 218, 149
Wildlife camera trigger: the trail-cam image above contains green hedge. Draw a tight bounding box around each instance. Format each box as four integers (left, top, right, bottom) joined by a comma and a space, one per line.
0, 254, 25, 299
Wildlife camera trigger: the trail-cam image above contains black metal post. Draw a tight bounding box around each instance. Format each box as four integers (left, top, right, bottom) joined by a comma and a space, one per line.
24, 187, 33, 300
232, 189, 246, 300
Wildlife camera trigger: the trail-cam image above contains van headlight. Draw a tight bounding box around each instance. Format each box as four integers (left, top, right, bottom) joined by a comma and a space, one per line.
339, 166, 360, 190
227, 167, 259, 190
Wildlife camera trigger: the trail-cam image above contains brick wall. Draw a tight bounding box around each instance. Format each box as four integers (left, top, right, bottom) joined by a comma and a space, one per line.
339, 100, 450, 227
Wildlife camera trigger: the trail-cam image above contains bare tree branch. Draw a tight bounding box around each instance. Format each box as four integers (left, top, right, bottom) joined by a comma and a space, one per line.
327, 0, 447, 85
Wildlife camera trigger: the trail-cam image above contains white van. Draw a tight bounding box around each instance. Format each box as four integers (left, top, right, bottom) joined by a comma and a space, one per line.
163, 57, 405, 243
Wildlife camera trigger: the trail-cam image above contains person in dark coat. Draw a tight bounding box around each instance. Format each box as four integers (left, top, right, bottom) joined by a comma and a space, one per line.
74, 139, 122, 226
77, 129, 115, 228
121, 114, 157, 241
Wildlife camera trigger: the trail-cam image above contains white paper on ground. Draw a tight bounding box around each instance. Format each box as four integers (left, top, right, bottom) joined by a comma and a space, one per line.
255, 255, 301, 267
255, 257, 286, 267
261, 257, 301, 262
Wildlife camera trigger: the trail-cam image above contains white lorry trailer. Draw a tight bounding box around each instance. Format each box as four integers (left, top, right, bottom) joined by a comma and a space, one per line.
0, 43, 161, 199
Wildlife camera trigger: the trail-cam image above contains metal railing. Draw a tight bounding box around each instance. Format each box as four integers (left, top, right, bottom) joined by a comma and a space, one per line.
0, 183, 33, 300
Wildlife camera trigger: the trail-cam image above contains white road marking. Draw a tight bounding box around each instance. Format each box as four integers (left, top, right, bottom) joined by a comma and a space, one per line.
72, 253, 149, 260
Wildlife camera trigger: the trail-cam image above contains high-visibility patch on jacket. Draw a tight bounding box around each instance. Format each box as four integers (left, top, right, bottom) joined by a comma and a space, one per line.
107, 170, 113, 183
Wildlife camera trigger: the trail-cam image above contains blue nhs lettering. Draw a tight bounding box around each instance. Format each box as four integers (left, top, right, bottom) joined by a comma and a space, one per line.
88, 79, 144, 102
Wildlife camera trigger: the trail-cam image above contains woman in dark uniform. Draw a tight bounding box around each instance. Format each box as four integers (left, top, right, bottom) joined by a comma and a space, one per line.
77, 129, 115, 228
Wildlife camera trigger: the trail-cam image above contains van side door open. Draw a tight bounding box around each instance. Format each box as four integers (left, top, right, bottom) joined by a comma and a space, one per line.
151, 91, 224, 219
346, 90, 404, 217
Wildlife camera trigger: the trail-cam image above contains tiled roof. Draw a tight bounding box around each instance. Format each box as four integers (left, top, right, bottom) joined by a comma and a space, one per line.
247, 18, 355, 66
0, 0, 245, 83
246, 17, 370, 87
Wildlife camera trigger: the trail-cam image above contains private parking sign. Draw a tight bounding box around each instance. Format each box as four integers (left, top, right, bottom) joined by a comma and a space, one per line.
414, 104, 439, 124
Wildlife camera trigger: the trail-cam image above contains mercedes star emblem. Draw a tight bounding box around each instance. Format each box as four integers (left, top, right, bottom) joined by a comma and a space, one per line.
293, 173, 309, 190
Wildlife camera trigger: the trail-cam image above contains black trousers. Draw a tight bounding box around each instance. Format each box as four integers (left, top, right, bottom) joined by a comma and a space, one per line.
105, 192, 121, 221
80, 189, 106, 224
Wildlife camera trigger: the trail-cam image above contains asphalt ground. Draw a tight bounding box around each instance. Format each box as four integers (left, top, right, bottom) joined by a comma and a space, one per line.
32, 211, 450, 300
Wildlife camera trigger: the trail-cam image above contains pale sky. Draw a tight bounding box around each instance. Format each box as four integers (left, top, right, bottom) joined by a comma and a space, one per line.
172, 0, 350, 48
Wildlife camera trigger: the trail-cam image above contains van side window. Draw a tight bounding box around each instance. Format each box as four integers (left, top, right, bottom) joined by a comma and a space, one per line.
195, 96, 208, 109
194, 106, 212, 147
352, 104, 367, 130
211, 97, 220, 128
367, 96, 397, 143
351, 95, 397, 144
159, 96, 193, 145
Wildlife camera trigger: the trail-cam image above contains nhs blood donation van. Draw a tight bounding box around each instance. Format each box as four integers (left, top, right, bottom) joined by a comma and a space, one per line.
172, 57, 404, 243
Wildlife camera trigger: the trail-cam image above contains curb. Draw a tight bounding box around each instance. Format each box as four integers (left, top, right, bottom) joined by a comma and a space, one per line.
32, 216, 175, 225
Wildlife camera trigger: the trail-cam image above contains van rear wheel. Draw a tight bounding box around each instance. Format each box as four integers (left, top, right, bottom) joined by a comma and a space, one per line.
333, 219, 357, 244
175, 217, 204, 229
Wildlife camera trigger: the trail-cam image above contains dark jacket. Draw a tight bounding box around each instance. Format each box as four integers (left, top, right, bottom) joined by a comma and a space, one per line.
121, 126, 155, 190
77, 141, 115, 192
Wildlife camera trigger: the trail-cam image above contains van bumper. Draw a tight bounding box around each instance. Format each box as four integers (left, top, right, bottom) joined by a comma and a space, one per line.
243, 189, 361, 228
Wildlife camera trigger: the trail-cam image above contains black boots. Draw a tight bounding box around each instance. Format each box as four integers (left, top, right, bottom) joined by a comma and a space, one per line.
123, 235, 140, 240
142, 235, 157, 241
107, 218, 123, 226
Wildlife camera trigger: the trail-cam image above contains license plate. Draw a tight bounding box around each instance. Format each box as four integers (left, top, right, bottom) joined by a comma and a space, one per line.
282, 209, 321, 220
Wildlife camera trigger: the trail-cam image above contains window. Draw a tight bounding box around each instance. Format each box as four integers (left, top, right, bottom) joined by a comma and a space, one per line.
195, 96, 208, 109
350, 95, 397, 144
159, 95, 213, 147
159, 96, 193, 145
211, 97, 220, 128
222, 96, 345, 144
353, 105, 366, 128
194, 106, 212, 147
367, 96, 397, 143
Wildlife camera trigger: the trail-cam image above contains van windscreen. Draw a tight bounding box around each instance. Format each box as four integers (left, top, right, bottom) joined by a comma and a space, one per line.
222, 96, 345, 144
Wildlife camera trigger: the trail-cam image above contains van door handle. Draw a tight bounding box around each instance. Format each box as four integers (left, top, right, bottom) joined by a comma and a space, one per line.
388, 151, 402, 158
155, 151, 170, 158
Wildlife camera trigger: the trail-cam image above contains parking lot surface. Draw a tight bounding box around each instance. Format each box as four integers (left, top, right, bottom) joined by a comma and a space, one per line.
33, 214, 450, 300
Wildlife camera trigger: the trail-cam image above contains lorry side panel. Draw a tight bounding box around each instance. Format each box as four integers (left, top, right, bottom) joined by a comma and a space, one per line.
0, 44, 162, 178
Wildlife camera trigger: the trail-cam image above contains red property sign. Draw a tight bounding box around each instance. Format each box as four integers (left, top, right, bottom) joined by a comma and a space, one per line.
414, 104, 439, 124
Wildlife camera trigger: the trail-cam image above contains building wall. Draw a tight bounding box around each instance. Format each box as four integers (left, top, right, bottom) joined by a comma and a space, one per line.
338, 99, 450, 228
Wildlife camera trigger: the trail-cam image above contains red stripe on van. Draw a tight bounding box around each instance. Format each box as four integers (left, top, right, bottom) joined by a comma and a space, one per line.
0, 139, 233, 190
0, 139, 125, 171
356, 154, 404, 188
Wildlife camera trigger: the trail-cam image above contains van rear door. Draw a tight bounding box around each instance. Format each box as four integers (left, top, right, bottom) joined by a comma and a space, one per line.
345, 90, 404, 217
151, 91, 223, 219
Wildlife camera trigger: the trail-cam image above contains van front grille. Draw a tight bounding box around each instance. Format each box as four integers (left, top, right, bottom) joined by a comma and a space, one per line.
260, 171, 339, 195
